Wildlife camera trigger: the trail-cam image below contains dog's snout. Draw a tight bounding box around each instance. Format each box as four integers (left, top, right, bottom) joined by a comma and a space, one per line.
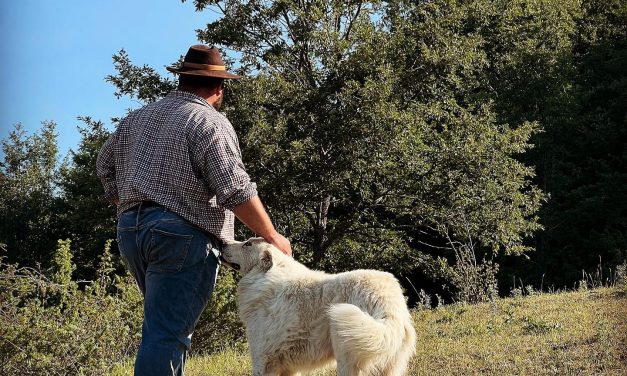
219, 249, 242, 271
220, 249, 231, 261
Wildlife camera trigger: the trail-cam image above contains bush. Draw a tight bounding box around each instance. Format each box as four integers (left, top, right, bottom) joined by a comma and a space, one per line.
0, 239, 248, 374
191, 268, 246, 355
0, 240, 142, 375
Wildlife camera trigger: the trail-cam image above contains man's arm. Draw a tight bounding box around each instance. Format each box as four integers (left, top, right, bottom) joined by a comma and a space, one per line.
232, 196, 292, 256
189, 118, 291, 255
96, 131, 120, 205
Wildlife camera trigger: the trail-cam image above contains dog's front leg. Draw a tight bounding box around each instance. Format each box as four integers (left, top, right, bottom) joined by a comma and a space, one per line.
251, 358, 287, 376
251, 353, 266, 376
251, 348, 278, 376
252, 353, 289, 376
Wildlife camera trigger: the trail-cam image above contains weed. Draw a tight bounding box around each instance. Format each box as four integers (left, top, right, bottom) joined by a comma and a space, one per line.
521, 316, 563, 335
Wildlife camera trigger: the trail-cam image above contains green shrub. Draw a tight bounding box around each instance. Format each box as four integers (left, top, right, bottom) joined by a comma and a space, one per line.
0, 239, 248, 373
0, 239, 142, 375
191, 268, 246, 355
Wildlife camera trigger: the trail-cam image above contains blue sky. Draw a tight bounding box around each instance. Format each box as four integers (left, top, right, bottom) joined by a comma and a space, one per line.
0, 0, 218, 157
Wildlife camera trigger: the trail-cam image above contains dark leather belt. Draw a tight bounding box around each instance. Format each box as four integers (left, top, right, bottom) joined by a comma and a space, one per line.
126, 201, 162, 212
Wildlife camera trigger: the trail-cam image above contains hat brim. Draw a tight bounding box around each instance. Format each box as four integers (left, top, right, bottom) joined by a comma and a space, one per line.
166, 66, 242, 79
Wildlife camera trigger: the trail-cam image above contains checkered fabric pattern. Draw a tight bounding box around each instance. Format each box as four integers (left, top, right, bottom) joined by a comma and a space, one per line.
96, 90, 258, 241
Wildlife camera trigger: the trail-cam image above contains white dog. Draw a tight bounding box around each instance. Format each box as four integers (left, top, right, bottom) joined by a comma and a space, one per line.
221, 237, 416, 376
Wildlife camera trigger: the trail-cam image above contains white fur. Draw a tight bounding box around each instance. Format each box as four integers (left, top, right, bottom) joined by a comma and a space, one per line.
221, 238, 416, 376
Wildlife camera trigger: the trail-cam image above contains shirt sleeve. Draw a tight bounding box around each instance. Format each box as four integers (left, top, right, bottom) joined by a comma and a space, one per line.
96, 130, 119, 203
189, 117, 258, 210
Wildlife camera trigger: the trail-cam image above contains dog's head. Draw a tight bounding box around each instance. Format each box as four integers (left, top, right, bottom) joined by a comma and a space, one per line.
221, 237, 276, 275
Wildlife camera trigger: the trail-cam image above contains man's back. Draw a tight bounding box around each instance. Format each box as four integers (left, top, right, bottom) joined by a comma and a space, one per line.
97, 89, 257, 241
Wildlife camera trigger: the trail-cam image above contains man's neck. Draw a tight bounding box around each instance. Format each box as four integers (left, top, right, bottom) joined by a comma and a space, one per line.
178, 86, 219, 108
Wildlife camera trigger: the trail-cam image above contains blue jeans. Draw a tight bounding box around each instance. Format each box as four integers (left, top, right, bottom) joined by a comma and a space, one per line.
116, 204, 221, 376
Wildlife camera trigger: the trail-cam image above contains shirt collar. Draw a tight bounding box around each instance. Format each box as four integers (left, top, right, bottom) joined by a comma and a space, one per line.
168, 89, 213, 108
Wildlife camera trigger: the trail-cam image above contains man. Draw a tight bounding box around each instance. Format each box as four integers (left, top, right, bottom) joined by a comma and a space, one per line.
96, 45, 291, 375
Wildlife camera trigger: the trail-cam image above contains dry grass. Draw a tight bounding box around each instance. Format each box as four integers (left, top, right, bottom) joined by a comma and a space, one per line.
409, 287, 627, 375
110, 286, 627, 375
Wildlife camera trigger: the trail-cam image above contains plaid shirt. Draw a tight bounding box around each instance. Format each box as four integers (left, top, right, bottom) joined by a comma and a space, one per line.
96, 90, 257, 241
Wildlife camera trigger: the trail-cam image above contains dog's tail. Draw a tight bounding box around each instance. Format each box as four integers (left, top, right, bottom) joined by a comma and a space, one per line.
327, 303, 414, 361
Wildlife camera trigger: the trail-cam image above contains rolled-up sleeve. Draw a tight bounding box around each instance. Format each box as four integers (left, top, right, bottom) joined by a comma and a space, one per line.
96, 131, 119, 202
190, 118, 257, 210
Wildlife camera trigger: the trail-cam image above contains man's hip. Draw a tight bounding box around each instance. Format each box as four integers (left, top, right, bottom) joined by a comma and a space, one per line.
116, 203, 221, 291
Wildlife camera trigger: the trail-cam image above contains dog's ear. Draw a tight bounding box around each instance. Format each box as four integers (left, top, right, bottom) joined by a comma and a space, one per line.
259, 249, 273, 272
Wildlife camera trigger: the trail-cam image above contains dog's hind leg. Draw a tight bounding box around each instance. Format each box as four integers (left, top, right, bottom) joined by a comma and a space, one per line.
336, 356, 361, 376
331, 323, 361, 375
393, 357, 413, 376
376, 359, 407, 376
376, 347, 413, 376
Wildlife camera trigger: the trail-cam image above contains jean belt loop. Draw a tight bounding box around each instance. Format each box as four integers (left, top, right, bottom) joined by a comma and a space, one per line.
135, 201, 143, 228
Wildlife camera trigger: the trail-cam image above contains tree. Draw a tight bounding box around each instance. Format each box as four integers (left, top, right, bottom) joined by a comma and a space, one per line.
526, 0, 627, 287
0, 122, 62, 268
57, 117, 118, 280
108, 0, 545, 300
189, 0, 543, 280
0, 117, 119, 281
461, 0, 627, 289
107, 48, 176, 104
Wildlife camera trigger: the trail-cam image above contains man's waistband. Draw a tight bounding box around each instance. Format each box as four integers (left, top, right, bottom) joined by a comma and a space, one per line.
124, 201, 163, 212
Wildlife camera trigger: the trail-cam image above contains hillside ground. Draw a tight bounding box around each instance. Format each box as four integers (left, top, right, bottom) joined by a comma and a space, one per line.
111, 286, 627, 375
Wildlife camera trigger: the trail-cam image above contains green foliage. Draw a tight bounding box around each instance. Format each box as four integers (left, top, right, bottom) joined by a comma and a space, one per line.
436, 245, 500, 304
50, 239, 75, 287
105, 0, 555, 302
192, 268, 246, 355
1, 0, 623, 314
0, 236, 248, 374
105, 49, 176, 104
188, 0, 544, 279
0, 122, 61, 269
0, 119, 118, 281
57, 117, 118, 281
94, 239, 116, 295
0, 243, 142, 375
497, 0, 627, 289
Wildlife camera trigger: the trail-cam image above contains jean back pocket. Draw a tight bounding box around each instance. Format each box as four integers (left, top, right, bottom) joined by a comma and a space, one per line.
148, 228, 193, 272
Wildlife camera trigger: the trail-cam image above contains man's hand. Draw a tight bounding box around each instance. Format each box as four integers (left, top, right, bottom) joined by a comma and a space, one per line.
266, 232, 292, 257
232, 196, 292, 257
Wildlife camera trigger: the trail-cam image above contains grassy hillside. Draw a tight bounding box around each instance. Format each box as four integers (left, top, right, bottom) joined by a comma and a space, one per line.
111, 287, 627, 375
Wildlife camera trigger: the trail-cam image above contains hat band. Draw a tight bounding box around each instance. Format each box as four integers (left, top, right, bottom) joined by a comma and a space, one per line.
182, 62, 226, 71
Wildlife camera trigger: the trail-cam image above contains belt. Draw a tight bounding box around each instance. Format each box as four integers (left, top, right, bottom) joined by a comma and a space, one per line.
126, 201, 162, 212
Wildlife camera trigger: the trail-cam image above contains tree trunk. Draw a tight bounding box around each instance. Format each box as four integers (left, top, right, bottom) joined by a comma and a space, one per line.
312, 196, 330, 267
